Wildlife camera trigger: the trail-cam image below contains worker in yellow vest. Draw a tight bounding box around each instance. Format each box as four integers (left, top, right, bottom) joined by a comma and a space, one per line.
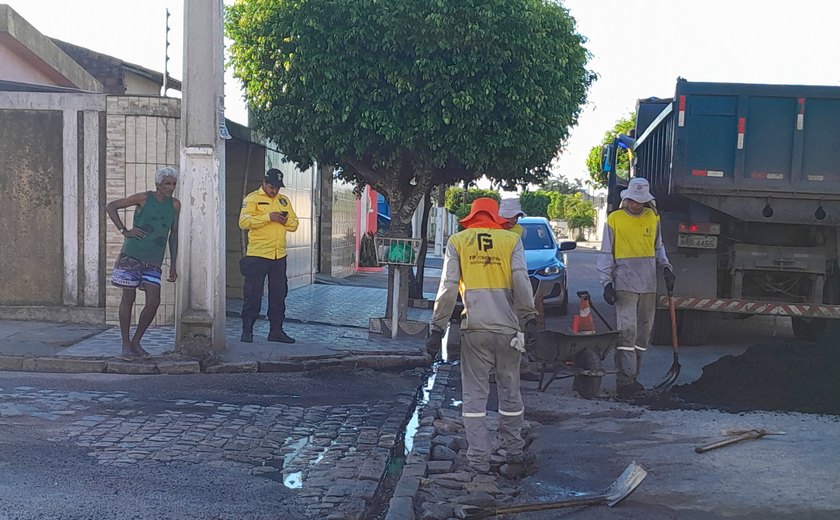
597, 178, 676, 399
427, 198, 538, 478
498, 198, 525, 236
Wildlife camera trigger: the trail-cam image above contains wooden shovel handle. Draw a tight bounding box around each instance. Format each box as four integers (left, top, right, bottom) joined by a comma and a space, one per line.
668, 291, 679, 352
695, 430, 765, 453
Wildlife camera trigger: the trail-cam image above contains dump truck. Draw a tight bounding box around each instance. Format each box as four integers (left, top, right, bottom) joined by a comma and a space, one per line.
603, 79, 840, 345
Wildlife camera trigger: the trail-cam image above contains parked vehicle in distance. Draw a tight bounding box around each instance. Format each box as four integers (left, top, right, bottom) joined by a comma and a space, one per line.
519, 216, 577, 314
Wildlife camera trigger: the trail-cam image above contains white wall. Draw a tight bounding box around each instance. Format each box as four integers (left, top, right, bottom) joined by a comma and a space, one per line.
265, 149, 316, 290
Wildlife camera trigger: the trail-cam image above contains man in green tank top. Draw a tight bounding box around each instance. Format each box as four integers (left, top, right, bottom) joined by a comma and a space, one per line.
106, 167, 181, 360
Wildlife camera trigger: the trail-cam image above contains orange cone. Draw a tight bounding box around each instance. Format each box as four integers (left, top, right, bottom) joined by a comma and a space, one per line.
574, 293, 596, 335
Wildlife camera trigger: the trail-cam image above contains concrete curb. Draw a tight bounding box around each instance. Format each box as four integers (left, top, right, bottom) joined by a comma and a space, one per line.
385, 363, 452, 520
0, 353, 430, 376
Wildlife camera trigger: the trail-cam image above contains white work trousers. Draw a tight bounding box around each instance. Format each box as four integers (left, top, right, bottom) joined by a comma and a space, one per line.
460, 330, 525, 469
614, 291, 656, 387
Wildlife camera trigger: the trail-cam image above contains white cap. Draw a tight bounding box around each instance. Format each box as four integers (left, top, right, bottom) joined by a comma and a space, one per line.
498, 198, 525, 219
620, 178, 654, 203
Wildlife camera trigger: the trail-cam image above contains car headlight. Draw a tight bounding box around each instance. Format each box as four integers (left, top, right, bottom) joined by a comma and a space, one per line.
537, 264, 562, 276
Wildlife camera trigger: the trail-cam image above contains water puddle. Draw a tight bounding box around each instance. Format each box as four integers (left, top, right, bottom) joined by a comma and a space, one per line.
280, 435, 311, 489
283, 471, 303, 489
403, 364, 437, 456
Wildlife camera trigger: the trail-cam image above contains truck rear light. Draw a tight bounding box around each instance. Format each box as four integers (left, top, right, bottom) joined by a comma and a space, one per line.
691, 169, 724, 178
679, 222, 721, 235
737, 117, 746, 149
678, 95, 686, 127
751, 172, 785, 180
797, 98, 805, 131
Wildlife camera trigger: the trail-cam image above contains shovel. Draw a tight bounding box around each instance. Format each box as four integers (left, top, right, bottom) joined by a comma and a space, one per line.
453, 461, 647, 519
654, 287, 680, 390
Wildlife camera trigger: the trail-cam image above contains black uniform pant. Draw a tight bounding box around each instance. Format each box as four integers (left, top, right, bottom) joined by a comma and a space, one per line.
240, 256, 288, 328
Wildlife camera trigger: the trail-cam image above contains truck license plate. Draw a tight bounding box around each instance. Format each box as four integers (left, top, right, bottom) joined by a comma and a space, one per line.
678, 234, 718, 249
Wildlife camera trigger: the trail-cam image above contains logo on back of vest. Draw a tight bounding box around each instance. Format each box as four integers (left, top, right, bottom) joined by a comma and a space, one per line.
477, 233, 493, 252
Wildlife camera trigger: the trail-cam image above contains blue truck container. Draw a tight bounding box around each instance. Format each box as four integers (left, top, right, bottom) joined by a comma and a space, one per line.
604, 79, 840, 344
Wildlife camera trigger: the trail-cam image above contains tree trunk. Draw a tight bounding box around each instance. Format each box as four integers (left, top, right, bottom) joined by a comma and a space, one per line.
409, 187, 433, 299
384, 218, 412, 321
377, 169, 432, 324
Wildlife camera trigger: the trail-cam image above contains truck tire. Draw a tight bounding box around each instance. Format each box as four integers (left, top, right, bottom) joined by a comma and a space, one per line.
790, 317, 839, 342
678, 311, 711, 346
572, 349, 602, 400
650, 309, 672, 346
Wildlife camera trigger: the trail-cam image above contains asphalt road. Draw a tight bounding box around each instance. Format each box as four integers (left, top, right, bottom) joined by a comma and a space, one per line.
0, 368, 421, 520
513, 245, 840, 519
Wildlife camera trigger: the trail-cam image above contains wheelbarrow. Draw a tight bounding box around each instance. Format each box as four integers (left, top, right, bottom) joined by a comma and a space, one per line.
528, 328, 620, 398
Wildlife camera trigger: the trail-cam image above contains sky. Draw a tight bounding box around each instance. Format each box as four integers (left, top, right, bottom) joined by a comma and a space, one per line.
6, 0, 840, 187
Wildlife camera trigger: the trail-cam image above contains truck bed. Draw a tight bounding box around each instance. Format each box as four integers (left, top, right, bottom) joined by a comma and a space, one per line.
635, 80, 840, 200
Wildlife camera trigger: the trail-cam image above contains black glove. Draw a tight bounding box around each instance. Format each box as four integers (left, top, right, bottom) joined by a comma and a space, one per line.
524, 320, 539, 350
426, 329, 444, 356
603, 283, 616, 305
664, 268, 676, 293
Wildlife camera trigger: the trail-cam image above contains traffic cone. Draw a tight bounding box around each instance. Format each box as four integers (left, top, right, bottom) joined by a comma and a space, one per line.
573, 293, 596, 335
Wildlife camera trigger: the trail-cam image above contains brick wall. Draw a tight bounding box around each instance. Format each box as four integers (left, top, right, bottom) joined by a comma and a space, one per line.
104, 96, 180, 326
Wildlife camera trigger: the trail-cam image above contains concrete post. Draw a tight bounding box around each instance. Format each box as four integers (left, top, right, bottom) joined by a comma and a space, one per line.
175, 0, 226, 352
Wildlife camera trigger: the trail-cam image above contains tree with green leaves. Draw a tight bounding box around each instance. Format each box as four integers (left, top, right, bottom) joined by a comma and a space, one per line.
226, 0, 593, 323
227, 0, 593, 235
586, 114, 636, 188
519, 191, 552, 218
547, 192, 568, 220
540, 176, 583, 195
563, 192, 596, 240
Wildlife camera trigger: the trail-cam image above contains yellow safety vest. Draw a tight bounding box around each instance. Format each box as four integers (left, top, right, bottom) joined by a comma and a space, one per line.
608, 208, 658, 260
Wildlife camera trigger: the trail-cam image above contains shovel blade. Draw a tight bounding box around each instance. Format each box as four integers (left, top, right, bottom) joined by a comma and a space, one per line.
455, 462, 649, 518
605, 461, 648, 506
653, 363, 680, 390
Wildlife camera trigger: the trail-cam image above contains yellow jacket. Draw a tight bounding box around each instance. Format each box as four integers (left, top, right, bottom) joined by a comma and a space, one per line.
597, 208, 671, 293
239, 187, 299, 259
431, 227, 537, 334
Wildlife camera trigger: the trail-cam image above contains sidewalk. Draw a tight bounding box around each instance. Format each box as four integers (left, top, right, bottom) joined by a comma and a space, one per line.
0, 281, 433, 375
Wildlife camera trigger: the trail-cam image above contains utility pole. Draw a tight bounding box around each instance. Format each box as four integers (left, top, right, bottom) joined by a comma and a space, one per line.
161, 8, 170, 97
175, 0, 226, 352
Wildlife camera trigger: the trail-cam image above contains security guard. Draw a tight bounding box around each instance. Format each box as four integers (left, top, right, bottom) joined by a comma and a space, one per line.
597, 177, 675, 399
239, 168, 299, 344
427, 198, 539, 477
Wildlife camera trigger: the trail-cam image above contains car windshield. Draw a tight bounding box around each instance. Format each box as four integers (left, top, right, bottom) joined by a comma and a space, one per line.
521, 223, 555, 250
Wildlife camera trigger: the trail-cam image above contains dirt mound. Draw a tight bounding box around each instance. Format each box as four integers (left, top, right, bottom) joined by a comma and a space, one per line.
673, 341, 840, 415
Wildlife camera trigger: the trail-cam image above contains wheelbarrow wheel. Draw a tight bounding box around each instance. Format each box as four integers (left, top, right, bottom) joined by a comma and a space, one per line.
572, 349, 602, 400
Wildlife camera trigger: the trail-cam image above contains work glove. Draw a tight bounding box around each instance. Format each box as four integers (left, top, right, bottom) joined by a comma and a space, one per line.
664, 268, 676, 293
603, 283, 616, 305
426, 329, 444, 356
524, 319, 539, 351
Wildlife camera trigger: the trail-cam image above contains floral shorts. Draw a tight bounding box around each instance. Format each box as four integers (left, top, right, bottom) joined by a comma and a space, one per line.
111, 254, 162, 289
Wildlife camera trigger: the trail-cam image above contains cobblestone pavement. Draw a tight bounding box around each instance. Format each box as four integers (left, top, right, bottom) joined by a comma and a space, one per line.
0, 376, 418, 519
